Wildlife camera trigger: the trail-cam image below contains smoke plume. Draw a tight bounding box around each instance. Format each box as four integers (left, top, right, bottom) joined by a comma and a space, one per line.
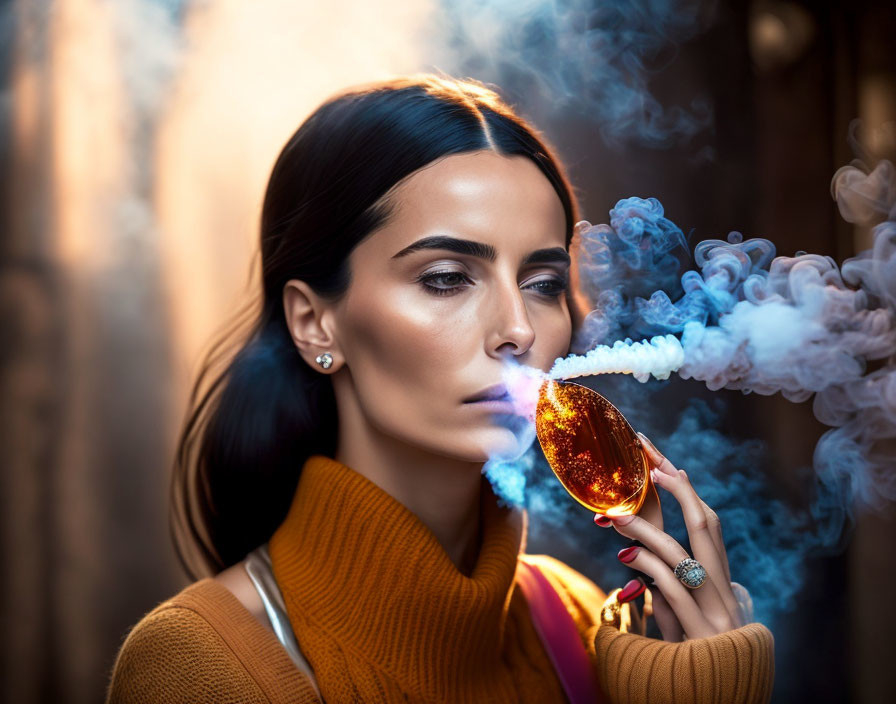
432, 0, 717, 147
487, 158, 896, 621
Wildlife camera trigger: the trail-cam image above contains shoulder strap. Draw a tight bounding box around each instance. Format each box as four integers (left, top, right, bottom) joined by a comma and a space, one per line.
244, 544, 323, 702
516, 558, 605, 704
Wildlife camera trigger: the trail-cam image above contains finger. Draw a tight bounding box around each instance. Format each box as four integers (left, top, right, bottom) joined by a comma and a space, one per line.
617, 545, 716, 639
612, 514, 688, 569
649, 589, 684, 642
613, 514, 734, 632
637, 432, 678, 477
618, 578, 647, 635
650, 467, 741, 625
637, 478, 663, 532
637, 434, 737, 622
638, 433, 730, 581
696, 493, 732, 583
730, 582, 753, 626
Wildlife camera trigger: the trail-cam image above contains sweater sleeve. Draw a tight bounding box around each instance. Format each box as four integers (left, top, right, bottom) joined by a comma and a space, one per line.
524, 553, 775, 704
588, 620, 775, 704
105, 605, 278, 704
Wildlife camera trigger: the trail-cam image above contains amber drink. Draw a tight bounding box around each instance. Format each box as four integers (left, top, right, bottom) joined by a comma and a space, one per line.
535, 380, 650, 516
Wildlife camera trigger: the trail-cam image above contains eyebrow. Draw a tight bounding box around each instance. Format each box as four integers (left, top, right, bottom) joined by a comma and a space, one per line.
391, 236, 570, 267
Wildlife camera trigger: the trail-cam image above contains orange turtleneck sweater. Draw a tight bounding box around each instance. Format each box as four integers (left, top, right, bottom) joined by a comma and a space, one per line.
106, 456, 774, 703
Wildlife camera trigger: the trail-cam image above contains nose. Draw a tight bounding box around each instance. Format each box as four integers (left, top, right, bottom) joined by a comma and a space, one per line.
487, 282, 536, 358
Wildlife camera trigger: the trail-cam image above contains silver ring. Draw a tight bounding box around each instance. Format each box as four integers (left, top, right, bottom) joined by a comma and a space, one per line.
674, 557, 707, 589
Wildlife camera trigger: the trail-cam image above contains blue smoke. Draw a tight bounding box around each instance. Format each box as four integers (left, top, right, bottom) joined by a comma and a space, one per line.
567, 160, 896, 521
433, 0, 716, 147
485, 158, 896, 625
570, 197, 693, 347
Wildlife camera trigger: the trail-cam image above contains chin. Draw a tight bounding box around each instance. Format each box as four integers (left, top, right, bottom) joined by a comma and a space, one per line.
392, 417, 536, 465
463, 423, 535, 463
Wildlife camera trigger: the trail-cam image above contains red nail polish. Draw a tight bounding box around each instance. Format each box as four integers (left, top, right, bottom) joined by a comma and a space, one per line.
617, 546, 639, 563
594, 514, 612, 527
618, 578, 646, 603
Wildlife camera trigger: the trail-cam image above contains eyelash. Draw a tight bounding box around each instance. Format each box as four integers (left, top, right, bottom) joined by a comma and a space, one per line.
417, 271, 568, 298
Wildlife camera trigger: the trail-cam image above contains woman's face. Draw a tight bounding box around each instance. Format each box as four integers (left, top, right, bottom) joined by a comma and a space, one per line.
330, 150, 572, 462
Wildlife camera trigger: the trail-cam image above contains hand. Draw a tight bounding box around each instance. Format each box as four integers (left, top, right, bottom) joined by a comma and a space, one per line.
599, 433, 746, 641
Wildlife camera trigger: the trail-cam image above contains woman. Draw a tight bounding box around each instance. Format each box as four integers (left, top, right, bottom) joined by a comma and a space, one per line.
106, 74, 774, 703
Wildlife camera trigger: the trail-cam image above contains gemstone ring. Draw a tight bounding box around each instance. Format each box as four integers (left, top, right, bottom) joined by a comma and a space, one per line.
673, 557, 707, 589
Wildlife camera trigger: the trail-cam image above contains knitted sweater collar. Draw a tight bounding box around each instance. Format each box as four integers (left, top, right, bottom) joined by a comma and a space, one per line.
267, 454, 526, 693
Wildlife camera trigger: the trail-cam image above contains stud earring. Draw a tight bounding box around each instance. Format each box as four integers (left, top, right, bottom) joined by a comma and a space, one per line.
315, 352, 333, 370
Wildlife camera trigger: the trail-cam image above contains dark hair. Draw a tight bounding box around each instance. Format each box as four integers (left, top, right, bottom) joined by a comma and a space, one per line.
170, 74, 580, 579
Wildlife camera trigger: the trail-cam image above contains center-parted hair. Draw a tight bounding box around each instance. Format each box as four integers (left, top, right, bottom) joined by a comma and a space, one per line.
170, 74, 580, 579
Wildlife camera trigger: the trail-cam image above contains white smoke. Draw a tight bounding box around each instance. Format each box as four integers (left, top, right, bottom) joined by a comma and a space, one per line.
544, 158, 896, 512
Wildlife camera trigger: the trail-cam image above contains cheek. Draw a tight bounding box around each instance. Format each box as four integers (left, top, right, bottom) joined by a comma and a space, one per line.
530, 300, 572, 368
339, 287, 494, 459
340, 289, 471, 396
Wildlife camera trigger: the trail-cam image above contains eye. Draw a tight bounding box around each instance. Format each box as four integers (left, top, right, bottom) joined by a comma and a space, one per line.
417, 270, 474, 297
417, 270, 567, 298
523, 275, 568, 298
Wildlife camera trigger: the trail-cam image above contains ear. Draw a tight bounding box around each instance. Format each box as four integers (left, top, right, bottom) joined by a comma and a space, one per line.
282, 279, 343, 372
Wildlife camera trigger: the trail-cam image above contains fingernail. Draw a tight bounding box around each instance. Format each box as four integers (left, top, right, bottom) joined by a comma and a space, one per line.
610, 514, 634, 526
618, 578, 647, 603
594, 514, 612, 527
617, 546, 639, 563
638, 432, 663, 456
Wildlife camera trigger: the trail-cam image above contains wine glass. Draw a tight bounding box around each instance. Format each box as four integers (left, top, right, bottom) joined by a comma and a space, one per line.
535, 380, 650, 516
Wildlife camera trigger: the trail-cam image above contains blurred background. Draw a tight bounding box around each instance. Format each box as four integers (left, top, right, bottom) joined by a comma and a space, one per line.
1, 0, 894, 702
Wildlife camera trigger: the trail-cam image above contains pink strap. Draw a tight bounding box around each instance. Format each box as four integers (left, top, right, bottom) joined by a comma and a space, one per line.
516, 559, 604, 704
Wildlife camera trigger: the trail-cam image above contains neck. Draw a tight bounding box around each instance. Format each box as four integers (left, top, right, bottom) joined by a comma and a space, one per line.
335, 405, 484, 575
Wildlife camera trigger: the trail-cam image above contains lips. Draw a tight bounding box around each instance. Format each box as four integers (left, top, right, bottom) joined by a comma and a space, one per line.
464, 384, 512, 404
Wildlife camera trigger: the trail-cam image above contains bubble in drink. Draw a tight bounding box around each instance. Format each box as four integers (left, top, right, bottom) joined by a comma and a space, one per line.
535, 380, 650, 516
